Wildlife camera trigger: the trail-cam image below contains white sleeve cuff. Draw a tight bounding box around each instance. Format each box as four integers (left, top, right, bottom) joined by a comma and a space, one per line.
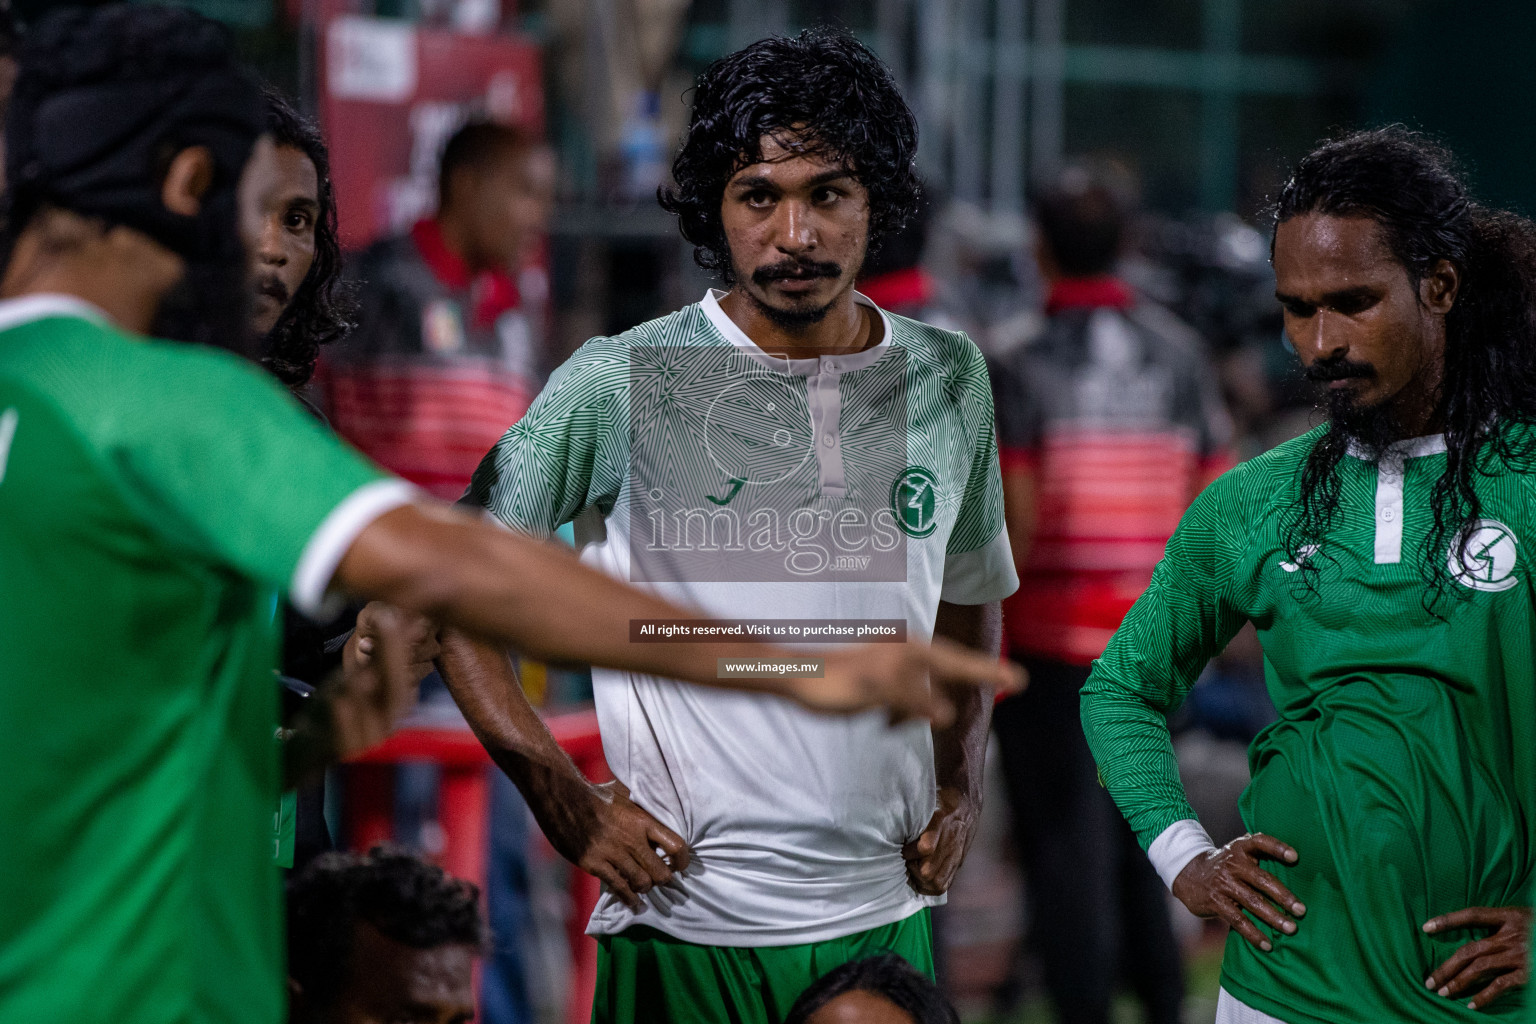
940, 529, 1020, 604
1147, 818, 1217, 891
290, 478, 420, 618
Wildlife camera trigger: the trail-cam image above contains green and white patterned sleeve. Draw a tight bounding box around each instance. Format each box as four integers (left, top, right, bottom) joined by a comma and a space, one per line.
464, 336, 630, 535
1080, 473, 1249, 880
941, 342, 1019, 605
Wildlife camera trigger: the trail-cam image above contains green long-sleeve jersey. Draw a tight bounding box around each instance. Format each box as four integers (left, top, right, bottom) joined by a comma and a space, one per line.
1082, 425, 1536, 1024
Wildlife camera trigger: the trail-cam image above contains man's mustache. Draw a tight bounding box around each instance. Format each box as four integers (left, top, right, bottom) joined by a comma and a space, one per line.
1305, 356, 1376, 382
752, 258, 842, 286
255, 274, 290, 305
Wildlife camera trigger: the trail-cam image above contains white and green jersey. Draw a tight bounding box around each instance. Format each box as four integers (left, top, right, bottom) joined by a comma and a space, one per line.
467, 290, 1017, 945
0, 296, 412, 1023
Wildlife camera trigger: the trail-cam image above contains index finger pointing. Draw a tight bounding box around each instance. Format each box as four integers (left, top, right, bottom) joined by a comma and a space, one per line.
922, 639, 1020, 692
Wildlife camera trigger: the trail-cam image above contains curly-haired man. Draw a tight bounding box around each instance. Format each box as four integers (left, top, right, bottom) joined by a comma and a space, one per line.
438, 28, 1019, 1023
287, 847, 482, 1024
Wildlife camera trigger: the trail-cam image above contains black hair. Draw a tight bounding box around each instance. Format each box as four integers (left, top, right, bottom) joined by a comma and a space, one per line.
0, 2, 18, 60
437, 119, 533, 212
783, 954, 959, 1024
286, 845, 484, 1009
660, 27, 921, 283
6, 5, 261, 355
262, 87, 355, 388
1274, 126, 1536, 605
1031, 162, 1132, 277
859, 188, 932, 278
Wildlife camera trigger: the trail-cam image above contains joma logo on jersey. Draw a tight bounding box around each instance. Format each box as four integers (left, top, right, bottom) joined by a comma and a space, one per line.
1449, 519, 1519, 592
891, 467, 938, 538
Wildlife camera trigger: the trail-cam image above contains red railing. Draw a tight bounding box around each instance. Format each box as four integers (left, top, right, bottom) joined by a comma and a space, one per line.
348, 709, 606, 1024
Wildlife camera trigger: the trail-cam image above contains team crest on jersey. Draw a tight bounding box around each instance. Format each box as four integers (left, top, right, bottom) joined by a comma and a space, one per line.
1279, 544, 1319, 573
891, 466, 938, 538
1449, 518, 1519, 592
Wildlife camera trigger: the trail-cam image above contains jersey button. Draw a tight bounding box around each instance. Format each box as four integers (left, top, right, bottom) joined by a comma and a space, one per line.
823, 434, 835, 447
1382, 508, 1395, 521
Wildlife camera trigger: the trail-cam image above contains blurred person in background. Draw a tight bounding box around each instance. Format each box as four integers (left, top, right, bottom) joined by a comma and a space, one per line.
438, 27, 1019, 1024
317, 118, 556, 1023
249, 87, 402, 872
987, 161, 1235, 1024
287, 846, 481, 1024
322, 120, 556, 500
1083, 126, 1536, 1024
784, 953, 961, 1024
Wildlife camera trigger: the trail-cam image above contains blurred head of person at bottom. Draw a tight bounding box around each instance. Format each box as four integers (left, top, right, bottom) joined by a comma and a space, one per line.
287, 846, 482, 1024
248, 88, 354, 389
784, 954, 960, 1024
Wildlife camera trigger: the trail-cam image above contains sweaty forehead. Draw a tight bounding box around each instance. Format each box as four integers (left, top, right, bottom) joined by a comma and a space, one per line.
1273, 212, 1403, 294
729, 133, 854, 186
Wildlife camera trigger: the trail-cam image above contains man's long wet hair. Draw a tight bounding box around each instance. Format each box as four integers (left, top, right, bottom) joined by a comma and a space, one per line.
262, 89, 354, 388
660, 27, 920, 283
1274, 126, 1536, 605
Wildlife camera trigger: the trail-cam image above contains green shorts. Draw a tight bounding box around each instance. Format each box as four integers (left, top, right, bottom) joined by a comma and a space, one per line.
592, 908, 934, 1024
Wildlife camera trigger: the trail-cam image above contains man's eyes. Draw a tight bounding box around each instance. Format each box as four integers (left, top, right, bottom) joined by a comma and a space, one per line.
284, 210, 315, 231
1331, 294, 1377, 315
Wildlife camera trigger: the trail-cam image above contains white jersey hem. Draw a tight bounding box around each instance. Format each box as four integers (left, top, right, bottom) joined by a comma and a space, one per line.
1216, 987, 1289, 1024
585, 889, 943, 946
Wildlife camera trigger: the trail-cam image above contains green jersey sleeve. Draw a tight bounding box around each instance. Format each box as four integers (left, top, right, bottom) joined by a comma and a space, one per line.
465, 336, 630, 534
1080, 470, 1250, 848
94, 340, 400, 616
941, 342, 1019, 604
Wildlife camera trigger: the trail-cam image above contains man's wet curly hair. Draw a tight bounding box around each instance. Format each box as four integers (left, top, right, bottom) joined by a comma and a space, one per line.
660, 27, 920, 283
262, 88, 356, 388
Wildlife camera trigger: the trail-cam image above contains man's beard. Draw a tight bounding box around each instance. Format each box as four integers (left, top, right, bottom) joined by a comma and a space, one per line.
149, 230, 257, 360
742, 255, 846, 330
1307, 354, 1404, 461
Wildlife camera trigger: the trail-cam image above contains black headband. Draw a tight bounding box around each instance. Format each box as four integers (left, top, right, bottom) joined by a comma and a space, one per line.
7, 66, 263, 258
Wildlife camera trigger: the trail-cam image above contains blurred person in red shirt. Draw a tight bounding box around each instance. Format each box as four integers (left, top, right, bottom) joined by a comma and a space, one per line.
986, 163, 1235, 1024
322, 121, 555, 499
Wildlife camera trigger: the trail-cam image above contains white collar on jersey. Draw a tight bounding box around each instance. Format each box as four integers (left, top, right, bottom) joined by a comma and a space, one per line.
0, 293, 111, 334
1345, 433, 1448, 461
700, 288, 894, 376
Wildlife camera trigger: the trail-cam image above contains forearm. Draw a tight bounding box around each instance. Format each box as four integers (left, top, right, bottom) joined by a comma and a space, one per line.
930, 600, 1000, 800
1080, 654, 1199, 848
338, 503, 817, 693
435, 627, 590, 795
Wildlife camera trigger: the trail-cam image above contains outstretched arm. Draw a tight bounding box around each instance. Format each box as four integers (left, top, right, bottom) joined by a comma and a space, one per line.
334, 502, 1021, 719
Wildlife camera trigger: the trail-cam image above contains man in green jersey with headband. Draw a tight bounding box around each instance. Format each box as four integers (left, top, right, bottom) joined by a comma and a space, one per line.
1083, 126, 1536, 1023
0, 9, 1017, 1023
